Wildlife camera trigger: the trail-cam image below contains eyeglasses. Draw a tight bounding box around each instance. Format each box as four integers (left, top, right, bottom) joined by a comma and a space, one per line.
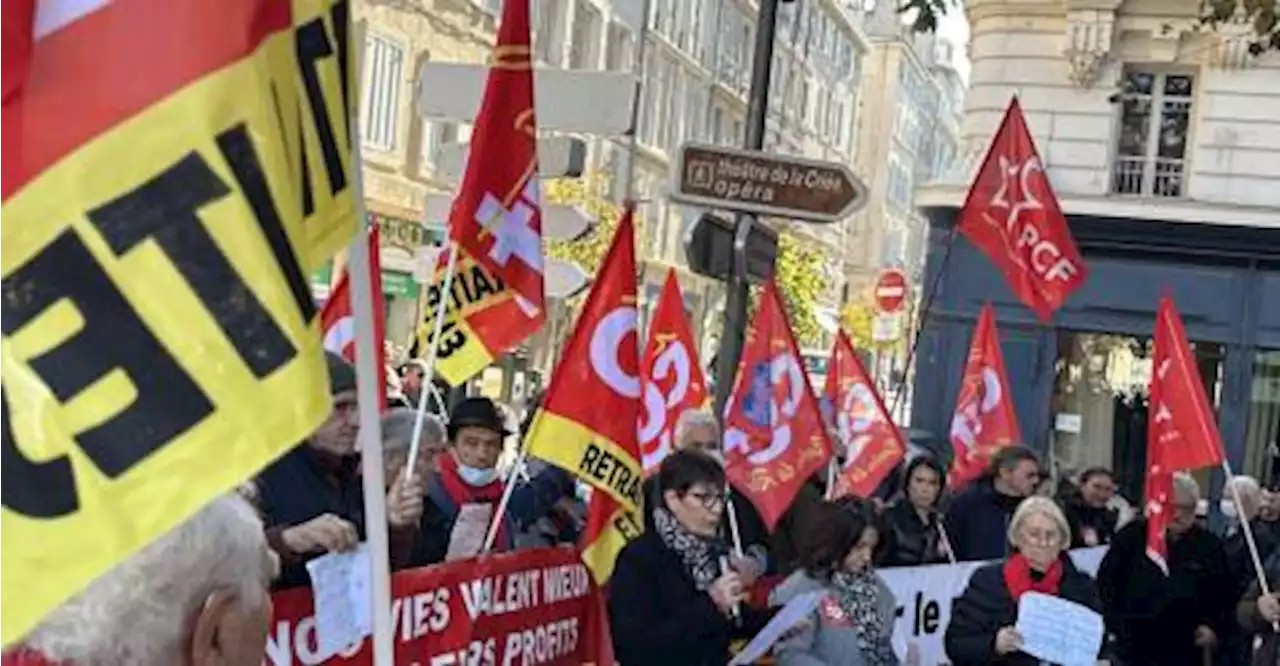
686, 490, 726, 510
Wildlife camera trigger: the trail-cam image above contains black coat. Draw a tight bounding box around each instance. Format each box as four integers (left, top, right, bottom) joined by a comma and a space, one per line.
1098, 519, 1233, 666
878, 500, 948, 568
608, 530, 772, 666
943, 477, 1024, 562
944, 555, 1101, 666
1060, 494, 1119, 548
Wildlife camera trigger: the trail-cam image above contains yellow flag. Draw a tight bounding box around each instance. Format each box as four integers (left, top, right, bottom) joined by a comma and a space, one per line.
1, 0, 356, 645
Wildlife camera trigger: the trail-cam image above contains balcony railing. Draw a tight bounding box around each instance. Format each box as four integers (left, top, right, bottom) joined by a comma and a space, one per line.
1111, 155, 1185, 198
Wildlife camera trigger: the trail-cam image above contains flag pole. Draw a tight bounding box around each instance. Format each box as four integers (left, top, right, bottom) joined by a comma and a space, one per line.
404, 240, 460, 484
1222, 460, 1276, 603
348, 18, 395, 666
482, 0, 656, 554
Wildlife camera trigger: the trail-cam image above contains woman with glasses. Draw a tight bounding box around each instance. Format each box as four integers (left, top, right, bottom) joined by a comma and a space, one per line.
609, 449, 772, 666
1097, 472, 1233, 666
944, 496, 1101, 665
770, 498, 900, 666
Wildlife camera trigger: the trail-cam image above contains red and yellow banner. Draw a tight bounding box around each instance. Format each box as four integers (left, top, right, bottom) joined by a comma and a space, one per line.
528, 211, 643, 583
415, 0, 544, 385
1, 0, 356, 645
265, 548, 614, 665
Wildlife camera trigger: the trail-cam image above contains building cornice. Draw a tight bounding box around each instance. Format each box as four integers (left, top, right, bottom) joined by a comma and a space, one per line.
915, 182, 1280, 230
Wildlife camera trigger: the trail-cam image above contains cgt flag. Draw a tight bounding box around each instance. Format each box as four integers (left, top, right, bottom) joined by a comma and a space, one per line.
1144, 295, 1226, 572
638, 269, 709, 474
320, 225, 387, 407
528, 210, 643, 583
947, 304, 1022, 489
414, 0, 545, 386
824, 330, 906, 499
723, 279, 834, 530
958, 97, 1086, 322
1, 0, 355, 645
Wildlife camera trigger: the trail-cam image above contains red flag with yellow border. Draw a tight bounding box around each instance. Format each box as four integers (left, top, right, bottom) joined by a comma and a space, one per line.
414, 0, 545, 385
528, 210, 642, 582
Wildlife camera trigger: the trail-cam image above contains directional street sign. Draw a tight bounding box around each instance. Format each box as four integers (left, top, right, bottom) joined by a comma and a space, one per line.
874, 268, 909, 314
671, 143, 869, 224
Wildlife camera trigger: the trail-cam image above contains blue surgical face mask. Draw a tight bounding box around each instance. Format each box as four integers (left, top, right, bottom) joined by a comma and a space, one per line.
458, 463, 499, 487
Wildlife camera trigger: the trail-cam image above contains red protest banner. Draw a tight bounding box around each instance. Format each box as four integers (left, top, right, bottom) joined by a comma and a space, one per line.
264, 548, 613, 666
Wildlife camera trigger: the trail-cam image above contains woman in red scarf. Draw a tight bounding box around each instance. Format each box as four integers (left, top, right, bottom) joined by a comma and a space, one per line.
944, 496, 1101, 665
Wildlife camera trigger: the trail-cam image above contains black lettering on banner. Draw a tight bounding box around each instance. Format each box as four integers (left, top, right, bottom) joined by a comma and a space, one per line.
295, 17, 346, 198
435, 321, 466, 359
0, 230, 214, 516
328, 0, 351, 146
297, 105, 315, 218
421, 263, 511, 360
578, 443, 641, 507
87, 148, 297, 379
217, 124, 317, 326
612, 511, 641, 540
471, 266, 501, 302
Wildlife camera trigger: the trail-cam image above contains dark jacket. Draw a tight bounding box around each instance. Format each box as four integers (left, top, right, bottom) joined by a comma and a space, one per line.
878, 500, 948, 568
643, 475, 773, 572
770, 479, 828, 576
1237, 548, 1280, 666
1060, 493, 1119, 548
942, 477, 1024, 562
944, 555, 1101, 666
1098, 519, 1233, 666
407, 463, 575, 567
608, 530, 772, 666
257, 445, 412, 590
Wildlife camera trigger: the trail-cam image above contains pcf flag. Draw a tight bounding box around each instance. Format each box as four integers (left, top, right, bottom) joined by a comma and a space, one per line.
2, 0, 354, 645
415, 0, 545, 385
947, 304, 1022, 489
638, 269, 708, 474
723, 279, 834, 530
527, 210, 643, 581
1144, 295, 1226, 572
957, 97, 1086, 321
825, 331, 905, 499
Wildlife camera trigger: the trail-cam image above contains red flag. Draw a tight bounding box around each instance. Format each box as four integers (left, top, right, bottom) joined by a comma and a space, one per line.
1144, 295, 1226, 572
320, 225, 387, 407
824, 331, 906, 499
723, 280, 835, 530
638, 269, 709, 474
447, 0, 543, 326
957, 97, 1086, 321
526, 210, 643, 582
947, 303, 1022, 488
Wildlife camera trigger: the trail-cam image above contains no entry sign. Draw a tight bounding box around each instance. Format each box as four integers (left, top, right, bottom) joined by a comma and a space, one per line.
875, 269, 909, 313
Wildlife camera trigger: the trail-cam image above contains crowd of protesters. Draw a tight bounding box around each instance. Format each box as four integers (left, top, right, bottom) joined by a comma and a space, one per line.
12, 352, 1280, 666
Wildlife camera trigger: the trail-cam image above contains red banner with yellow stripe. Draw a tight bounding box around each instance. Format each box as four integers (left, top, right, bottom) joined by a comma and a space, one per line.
1, 0, 356, 645
527, 210, 643, 583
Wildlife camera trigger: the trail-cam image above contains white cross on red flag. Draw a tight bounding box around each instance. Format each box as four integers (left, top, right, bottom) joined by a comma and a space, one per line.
1144, 295, 1225, 572
957, 97, 1087, 321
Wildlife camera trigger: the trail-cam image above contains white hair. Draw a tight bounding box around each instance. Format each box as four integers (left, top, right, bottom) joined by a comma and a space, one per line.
674, 409, 719, 447
27, 494, 270, 666
1227, 474, 1262, 515
1007, 496, 1071, 547
1173, 472, 1201, 505
382, 407, 445, 457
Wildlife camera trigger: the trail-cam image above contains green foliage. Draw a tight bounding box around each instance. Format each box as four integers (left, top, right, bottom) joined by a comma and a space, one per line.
840, 302, 876, 351
770, 232, 826, 348
541, 172, 642, 278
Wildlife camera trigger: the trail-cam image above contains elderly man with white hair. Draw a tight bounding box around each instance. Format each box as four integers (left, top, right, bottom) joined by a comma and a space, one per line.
7, 494, 275, 666
1098, 472, 1234, 666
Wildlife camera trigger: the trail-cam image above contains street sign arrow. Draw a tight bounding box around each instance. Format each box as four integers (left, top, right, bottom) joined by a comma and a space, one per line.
670, 143, 869, 224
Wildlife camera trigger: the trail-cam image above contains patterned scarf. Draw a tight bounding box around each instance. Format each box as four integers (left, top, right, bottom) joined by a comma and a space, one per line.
653, 507, 726, 591
831, 569, 898, 666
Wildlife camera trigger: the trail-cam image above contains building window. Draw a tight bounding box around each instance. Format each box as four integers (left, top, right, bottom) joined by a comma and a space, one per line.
569, 1, 603, 69
1112, 70, 1193, 198
534, 0, 567, 66
361, 34, 404, 152
605, 22, 633, 71
419, 121, 460, 175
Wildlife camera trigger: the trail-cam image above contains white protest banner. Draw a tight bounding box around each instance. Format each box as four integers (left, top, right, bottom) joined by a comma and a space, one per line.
878, 546, 1107, 665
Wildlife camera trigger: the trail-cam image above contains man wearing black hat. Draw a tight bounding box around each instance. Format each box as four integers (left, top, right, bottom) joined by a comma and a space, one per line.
408, 397, 576, 566
256, 352, 425, 589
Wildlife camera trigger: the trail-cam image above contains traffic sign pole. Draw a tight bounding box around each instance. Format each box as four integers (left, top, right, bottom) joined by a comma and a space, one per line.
714, 0, 781, 418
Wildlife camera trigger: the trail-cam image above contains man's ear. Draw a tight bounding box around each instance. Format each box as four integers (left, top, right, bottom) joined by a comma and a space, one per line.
189, 588, 241, 666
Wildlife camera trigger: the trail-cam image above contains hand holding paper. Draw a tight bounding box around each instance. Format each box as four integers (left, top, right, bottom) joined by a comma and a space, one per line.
1015, 592, 1103, 666
306, 543, 373, 661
